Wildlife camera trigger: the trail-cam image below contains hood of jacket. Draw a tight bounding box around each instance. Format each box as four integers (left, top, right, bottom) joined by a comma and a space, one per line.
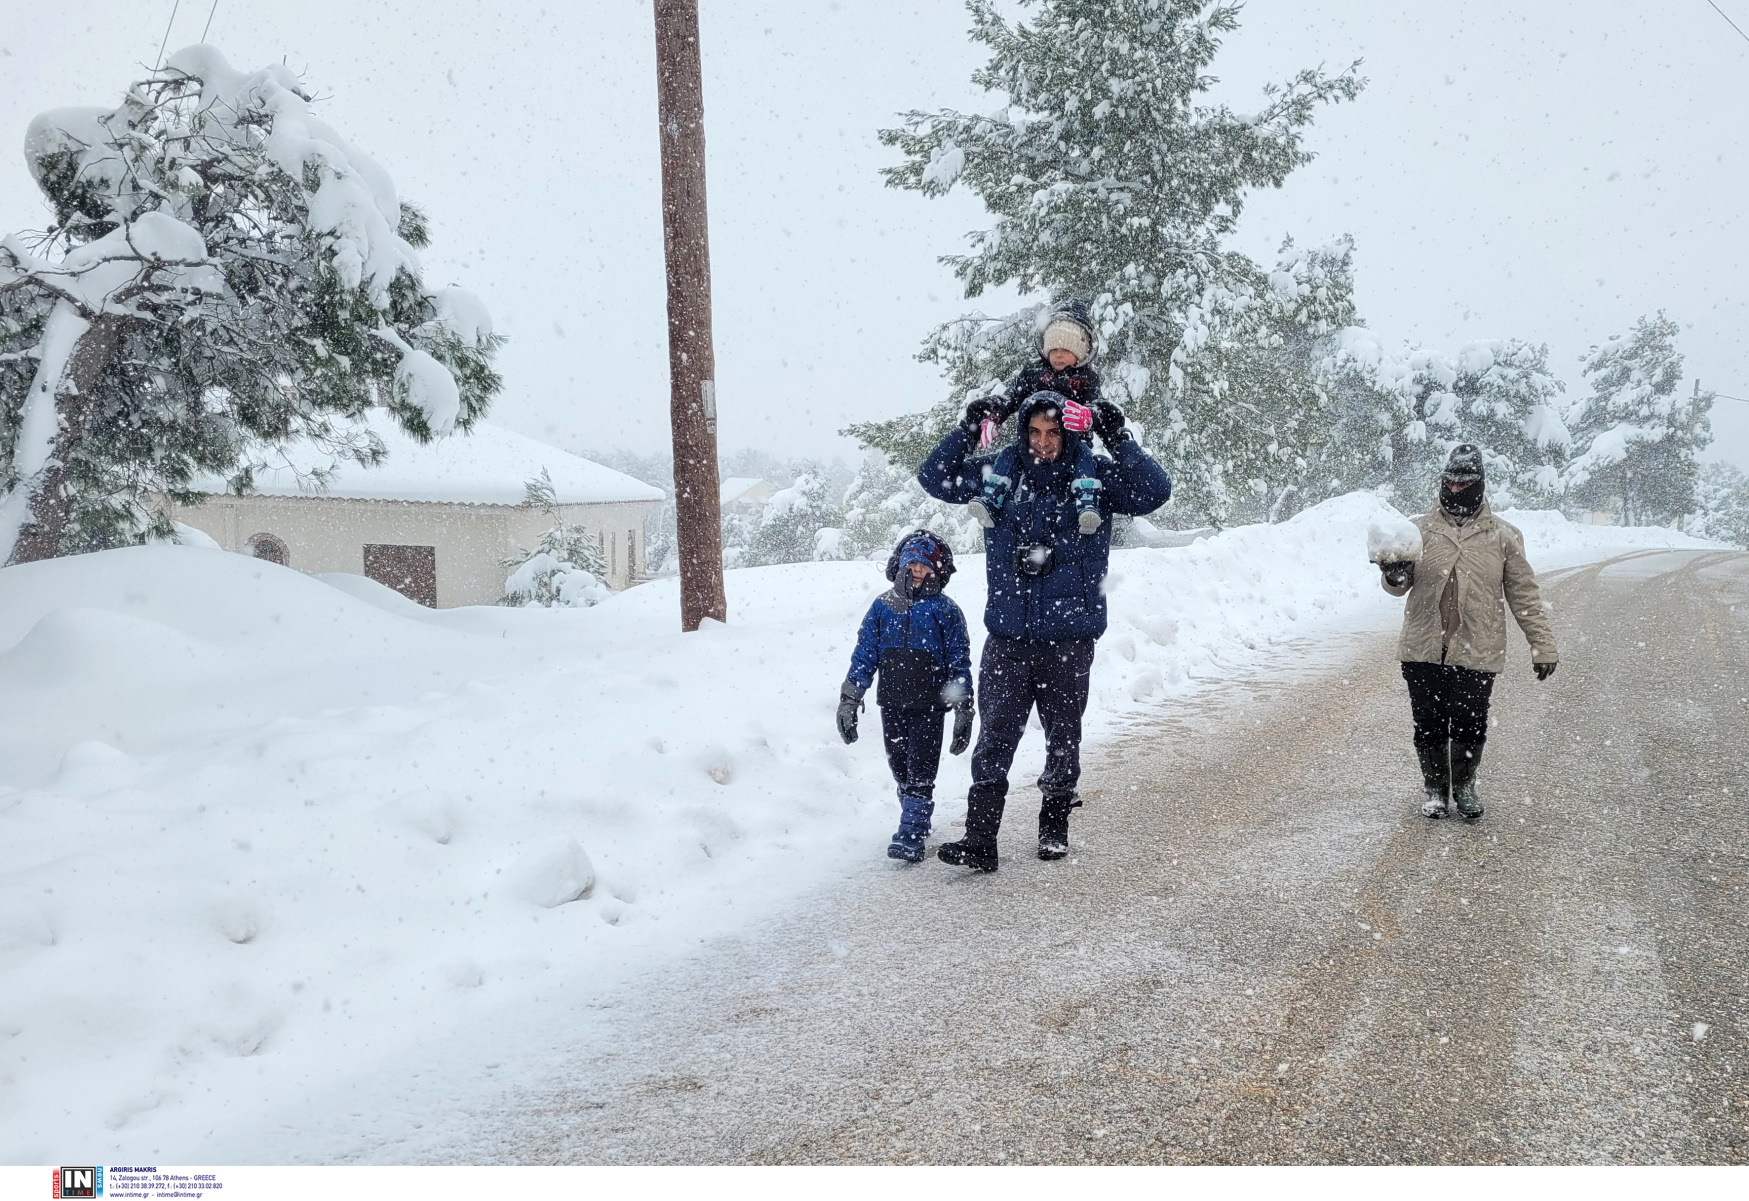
1036, 299, 1098, 368
1013, 389, 1086, 476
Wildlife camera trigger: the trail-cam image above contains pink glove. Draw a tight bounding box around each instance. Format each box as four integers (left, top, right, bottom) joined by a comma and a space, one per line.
1061, 400, 1093, 432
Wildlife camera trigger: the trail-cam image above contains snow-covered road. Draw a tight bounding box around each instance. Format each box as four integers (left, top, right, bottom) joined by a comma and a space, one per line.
379, 550, 1749, 1164
0, 498, 1720, 1160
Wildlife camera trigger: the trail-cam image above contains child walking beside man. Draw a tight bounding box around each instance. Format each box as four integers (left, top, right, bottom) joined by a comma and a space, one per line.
836, 530, 975, 862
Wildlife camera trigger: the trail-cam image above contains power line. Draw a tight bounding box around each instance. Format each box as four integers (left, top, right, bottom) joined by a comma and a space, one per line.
1712, 392, 1749, 403
154, 0, 183, 70
1705, 0, 1749, 46
201, 0, 220, 43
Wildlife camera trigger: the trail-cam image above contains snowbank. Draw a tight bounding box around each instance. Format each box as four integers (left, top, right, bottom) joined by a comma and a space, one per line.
0, 494, 1718, 1160
1498, 506, 1723, 566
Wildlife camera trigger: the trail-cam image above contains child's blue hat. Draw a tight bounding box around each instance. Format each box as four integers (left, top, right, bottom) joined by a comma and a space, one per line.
885, 529, 956, 584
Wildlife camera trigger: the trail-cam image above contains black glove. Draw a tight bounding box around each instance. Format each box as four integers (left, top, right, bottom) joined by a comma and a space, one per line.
1534, 662, 1557, 681
1091, 400, 1129, 446
950, 700, 974, 755
836, 681, 864, 744
1379, 561, 1415, 589
960, 396, 1002, 438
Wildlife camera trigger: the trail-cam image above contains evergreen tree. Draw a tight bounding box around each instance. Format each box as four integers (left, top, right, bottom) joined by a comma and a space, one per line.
840, 452, 982, 559
1322, 335, 1573, 514
501, 470, 611, 608
1165, 236, 1365, 521
858, 0, 1362, 521
1690, 462, 1749, 548
743, 473, 845, 566
1442, 339, 1570, 508
1565, 314, 1712, 526
0, 47, 501, 563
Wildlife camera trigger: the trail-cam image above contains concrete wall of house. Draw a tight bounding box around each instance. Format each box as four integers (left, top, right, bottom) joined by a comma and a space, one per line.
171, 495, 659, 607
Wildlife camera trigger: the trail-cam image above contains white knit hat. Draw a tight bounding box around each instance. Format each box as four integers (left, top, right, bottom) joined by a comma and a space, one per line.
1041, 319, 1091, 364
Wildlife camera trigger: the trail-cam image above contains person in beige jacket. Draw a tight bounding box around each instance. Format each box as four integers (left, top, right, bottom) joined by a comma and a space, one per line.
1377, 445, 1559, 820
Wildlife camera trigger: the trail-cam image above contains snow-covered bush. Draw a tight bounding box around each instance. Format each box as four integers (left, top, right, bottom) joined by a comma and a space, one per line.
501, 471, 610, 608
0, 47, 501, 563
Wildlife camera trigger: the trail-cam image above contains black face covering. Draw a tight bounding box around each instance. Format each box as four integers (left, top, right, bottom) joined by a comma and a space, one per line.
1440, 477, 1484, 519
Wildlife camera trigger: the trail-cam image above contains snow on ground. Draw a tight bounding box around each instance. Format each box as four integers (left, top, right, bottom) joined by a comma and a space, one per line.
0, 493, 1720, 1161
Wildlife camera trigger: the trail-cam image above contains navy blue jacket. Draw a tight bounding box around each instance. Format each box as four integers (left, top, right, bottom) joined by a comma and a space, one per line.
846, 591, 974, 709
918, 428, 1172, 641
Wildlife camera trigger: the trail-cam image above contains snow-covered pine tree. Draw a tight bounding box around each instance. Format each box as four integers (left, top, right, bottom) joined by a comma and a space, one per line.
1165, 236, 1366, 521
839, 452, 982, 559
743, 473, 846, 566
501, 469, 611, 608
1442, 339, 1570, 509
1690, 462, 1749, 548
1564, 313, 1712, 526
0, 47, 501, 563
1320, 334, 1573, 514
858, 0, 1362, 518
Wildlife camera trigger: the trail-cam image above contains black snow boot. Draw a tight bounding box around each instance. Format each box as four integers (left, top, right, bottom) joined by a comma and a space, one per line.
1450, 740, 1485, 820
1416, 741, 1450, 819
937, 838, 998, 872
939, 791, 1002, 872
1038, 794, 1074, 860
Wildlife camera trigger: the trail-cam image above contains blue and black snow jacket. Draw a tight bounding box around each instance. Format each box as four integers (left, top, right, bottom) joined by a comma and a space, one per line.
917, 400, 1173, 642
846, 591, 974, 710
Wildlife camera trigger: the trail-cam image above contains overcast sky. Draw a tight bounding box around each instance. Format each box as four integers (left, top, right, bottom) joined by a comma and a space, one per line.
4, 1, 1747, 466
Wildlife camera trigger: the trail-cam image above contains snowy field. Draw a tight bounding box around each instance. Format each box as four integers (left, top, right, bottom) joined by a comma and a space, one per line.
0, 494, 1720, 1162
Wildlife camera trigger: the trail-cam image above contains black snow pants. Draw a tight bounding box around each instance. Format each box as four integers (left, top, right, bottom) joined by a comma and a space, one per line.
881, 707, 947, 801
1401, 661, 1496, 747
964, 634, 1096, 844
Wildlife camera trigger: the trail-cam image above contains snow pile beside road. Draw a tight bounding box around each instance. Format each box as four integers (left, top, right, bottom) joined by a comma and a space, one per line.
1499, 507, 1724, 564
0, 492, 1712, 1160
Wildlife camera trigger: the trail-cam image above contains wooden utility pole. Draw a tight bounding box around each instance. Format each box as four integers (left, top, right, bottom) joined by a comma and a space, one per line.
653, 0, 727, 630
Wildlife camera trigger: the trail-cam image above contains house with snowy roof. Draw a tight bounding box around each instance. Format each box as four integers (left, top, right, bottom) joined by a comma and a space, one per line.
171, 411, 663, 608
720, 476, 777, 511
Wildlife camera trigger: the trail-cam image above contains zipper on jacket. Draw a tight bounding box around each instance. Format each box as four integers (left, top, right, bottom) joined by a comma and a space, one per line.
1439, 565, 1457, 664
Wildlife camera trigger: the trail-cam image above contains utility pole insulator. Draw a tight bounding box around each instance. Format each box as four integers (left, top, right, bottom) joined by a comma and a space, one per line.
653, 0, 727, 631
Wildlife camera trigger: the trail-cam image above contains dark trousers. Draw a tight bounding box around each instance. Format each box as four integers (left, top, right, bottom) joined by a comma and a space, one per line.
881, 707, 947, 800
1401, 661, 1496, 747
965, 634, 1096, 842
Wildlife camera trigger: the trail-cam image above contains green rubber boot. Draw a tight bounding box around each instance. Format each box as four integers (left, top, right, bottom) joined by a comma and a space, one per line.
1450, 740, 1485, 820
1416, 741, 1450, 818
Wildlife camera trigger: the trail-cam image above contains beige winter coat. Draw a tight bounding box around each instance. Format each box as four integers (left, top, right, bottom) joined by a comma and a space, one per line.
1382, 502, 1559, 673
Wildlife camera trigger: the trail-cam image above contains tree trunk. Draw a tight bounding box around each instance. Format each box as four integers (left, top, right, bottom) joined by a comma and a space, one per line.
10, 314, 129, 564
653, 0, 727, 631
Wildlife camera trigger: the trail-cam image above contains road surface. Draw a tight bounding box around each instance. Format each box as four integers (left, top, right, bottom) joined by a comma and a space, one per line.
477, 550, 1749, 1164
